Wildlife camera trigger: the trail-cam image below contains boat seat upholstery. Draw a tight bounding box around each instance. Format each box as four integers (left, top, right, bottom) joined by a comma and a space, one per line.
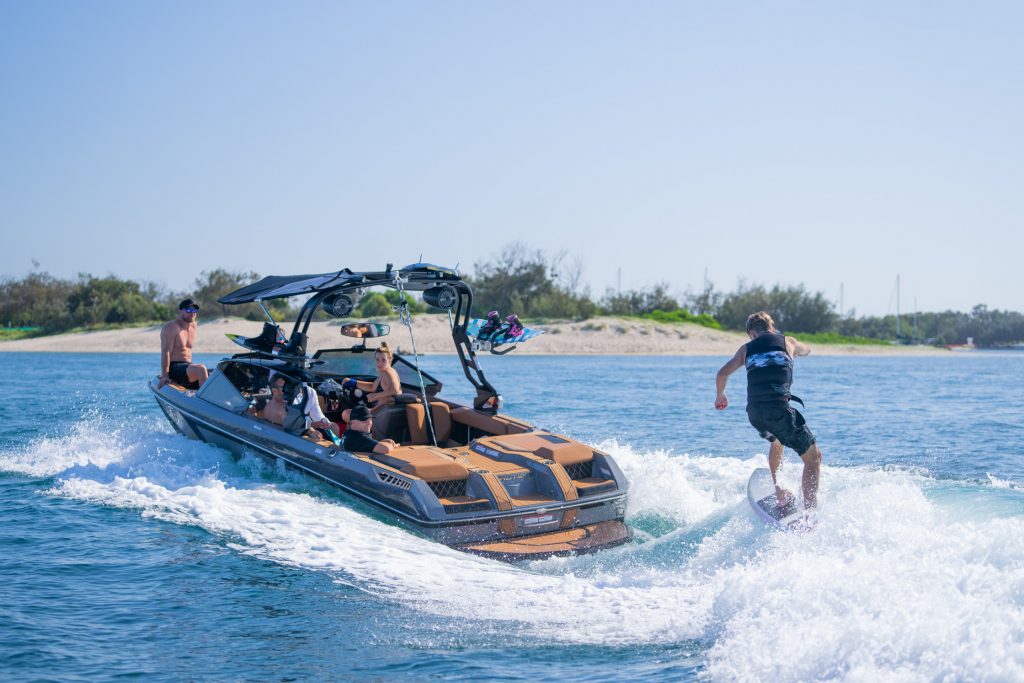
371, 404, 410, 443
449, 407, 531, 437
486, 433, 594, 467
472, 434, 583, 503
372, 446, 470, 482
405, 401, 453, 446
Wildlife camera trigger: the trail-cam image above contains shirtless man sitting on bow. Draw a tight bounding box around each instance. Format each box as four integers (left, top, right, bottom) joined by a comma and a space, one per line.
158, 298, 209, 389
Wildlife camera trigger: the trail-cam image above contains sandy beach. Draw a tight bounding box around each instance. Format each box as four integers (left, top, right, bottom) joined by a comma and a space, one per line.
0, 315, 950, 356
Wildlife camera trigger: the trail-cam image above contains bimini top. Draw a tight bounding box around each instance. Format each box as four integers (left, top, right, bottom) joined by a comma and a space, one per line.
217, 263, 461, 305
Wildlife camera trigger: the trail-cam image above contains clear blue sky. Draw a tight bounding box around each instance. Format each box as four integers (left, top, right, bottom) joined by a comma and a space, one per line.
2, 1, 1021, 316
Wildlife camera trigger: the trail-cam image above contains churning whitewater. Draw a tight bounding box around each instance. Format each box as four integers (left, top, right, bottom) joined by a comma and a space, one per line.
4, 411, 1019, 680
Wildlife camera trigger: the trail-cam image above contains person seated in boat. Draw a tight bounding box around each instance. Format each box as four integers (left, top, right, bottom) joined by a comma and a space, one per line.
341, 341, 401, 422
251, 376, 340, 440
158, 298, 209, 389
252, 375, 289, 426
298, 381, 341, 440
317, 378, 344, 419
341, 405, 397, 454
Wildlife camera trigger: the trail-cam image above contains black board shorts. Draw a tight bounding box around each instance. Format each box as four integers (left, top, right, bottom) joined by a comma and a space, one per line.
747, 401, 816, 455
168, 361, 196, 387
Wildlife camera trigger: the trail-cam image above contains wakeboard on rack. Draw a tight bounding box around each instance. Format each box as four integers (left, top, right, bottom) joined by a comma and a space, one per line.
466, 311, 543, 354
226, 322, 286, 353
226, 323, 319, 364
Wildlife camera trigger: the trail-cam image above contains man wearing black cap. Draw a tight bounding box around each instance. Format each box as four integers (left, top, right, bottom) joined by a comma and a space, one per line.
158, 298, 209, 389
341, 405, 397, 454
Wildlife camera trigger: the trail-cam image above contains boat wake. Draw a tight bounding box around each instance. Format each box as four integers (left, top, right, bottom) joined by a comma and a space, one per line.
3, 416, 1023, 680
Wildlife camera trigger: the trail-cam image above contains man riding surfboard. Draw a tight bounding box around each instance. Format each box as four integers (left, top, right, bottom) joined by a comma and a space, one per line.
715, 311, 823, 509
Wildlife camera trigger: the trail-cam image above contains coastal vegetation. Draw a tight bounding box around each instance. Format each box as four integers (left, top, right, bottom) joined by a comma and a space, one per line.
3, 247, 1023, 347
0, 327, 40, 341
795, 332, 891, 346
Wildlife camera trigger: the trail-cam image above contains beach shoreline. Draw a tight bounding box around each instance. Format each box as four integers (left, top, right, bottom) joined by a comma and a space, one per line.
0, 315, 953, 357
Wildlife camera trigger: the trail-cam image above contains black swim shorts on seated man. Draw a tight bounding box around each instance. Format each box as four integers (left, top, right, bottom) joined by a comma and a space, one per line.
168, 361, 197, 388
342, 428, 380, 453
746, 401, 816, 455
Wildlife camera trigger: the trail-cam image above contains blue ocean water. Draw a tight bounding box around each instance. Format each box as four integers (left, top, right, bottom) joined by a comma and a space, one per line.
1, 351, 1022, 682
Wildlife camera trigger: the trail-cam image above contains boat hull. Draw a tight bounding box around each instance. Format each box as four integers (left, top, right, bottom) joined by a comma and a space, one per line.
151, 379, 629, 558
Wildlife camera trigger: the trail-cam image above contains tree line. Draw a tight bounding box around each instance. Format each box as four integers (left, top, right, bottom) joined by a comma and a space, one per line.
3, 249, 1022, 347
0, 268, 421, 333
463, 243, 1024, 347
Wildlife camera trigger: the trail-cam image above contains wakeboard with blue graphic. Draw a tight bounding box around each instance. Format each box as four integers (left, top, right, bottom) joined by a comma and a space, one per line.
466, 313, 542, 354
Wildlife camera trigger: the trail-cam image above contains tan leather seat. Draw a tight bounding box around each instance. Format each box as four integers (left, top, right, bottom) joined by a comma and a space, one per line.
406, 401, 452, 445
485, 433, 594, 467
373, 446, 469, 482
536, 442, 592, 467
449, 407, 530, 437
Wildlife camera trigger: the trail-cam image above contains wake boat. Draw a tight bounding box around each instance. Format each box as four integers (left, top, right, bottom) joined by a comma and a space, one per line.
149, 264, 629, 560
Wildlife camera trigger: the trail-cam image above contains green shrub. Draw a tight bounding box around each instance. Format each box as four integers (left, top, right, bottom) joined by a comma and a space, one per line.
796, 332, 890, 345
645, 309, 722, 329
357, 292, 393, 318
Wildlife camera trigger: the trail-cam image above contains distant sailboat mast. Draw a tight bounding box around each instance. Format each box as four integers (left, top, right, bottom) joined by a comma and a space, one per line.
896, 274, 901, 338
914, 296, 918, 343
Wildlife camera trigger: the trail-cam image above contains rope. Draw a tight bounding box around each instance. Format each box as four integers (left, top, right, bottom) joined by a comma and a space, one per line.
393, 272, 437, 446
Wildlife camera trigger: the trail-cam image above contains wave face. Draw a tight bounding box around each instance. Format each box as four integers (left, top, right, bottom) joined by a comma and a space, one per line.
1, 352, 1023, 681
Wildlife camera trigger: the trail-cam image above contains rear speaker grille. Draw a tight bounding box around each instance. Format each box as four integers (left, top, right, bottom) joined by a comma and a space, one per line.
428, 479, 467, 499
564, 460, 593, 480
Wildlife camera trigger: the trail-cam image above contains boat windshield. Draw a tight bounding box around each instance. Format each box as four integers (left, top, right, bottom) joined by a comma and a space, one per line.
314, 349, 442, 393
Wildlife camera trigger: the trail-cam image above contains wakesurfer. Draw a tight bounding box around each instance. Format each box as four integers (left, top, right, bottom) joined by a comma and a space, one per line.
715, 311, 822, 508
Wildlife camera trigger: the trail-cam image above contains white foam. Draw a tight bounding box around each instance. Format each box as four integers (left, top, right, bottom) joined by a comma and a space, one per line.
54, 465, 711, 644
987, 473, 1021, 490
20, 423, 1024, 677
704, 468, 1024, 681
0, 413, 177, 478
596, 439, 757, 525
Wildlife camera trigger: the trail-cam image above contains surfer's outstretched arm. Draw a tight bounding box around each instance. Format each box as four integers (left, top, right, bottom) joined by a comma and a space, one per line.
786, 336, 812, 358
714, 346, 746, 410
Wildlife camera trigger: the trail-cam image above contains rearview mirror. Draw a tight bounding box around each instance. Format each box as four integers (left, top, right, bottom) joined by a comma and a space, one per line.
340, 323, 390, 339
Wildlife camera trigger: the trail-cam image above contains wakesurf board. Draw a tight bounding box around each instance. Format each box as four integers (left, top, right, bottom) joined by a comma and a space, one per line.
747, 467, 809, 530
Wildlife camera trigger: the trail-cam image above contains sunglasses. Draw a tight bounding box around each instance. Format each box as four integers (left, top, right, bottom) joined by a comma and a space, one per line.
184, 307, 199, 313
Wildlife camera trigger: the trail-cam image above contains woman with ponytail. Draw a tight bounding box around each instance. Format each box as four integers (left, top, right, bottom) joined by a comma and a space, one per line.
342, 341, 401, 422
